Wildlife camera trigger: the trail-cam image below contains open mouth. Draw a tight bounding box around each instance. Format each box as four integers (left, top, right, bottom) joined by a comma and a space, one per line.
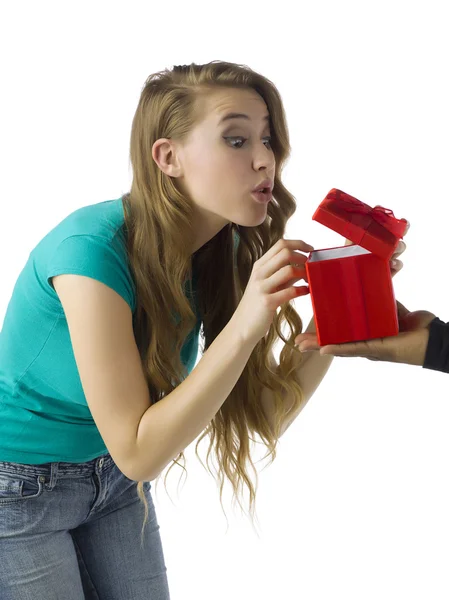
252, 188, 273, 202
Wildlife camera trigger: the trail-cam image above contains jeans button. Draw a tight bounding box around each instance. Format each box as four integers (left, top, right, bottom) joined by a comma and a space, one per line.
98, 458, 104, 468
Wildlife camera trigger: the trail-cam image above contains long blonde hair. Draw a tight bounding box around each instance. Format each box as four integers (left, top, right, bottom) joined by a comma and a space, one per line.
121, 60, 307, 548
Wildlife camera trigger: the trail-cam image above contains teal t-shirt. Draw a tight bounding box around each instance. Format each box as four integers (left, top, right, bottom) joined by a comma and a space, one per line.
0, 197, 201, 464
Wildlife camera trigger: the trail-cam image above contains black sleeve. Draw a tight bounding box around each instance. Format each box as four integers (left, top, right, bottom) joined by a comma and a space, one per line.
423, 317, 449, 374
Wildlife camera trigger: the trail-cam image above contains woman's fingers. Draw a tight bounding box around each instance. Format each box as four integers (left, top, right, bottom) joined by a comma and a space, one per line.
393, 240, 406, 257
257, 239, 314, 269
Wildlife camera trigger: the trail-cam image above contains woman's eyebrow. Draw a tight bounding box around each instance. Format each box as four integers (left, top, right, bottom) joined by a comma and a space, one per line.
218, 112, 270, 125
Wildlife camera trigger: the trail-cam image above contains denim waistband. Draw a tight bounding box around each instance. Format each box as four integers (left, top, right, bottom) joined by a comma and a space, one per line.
0, 452, 115, 478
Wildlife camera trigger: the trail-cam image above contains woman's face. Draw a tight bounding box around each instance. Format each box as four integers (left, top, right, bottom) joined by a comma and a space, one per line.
153, 87, 276, 253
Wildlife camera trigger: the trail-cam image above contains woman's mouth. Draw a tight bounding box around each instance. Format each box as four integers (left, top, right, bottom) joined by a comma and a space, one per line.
251, 189, 273, 203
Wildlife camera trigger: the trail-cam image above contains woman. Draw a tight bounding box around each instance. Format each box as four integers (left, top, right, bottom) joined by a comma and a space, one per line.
0, 60, 406, 599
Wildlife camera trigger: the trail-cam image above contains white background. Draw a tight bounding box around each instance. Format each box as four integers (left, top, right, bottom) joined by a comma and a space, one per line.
1, 1, 449, 598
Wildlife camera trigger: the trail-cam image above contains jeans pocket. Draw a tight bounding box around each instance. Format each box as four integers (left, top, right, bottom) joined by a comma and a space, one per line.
0, 471, 45, 504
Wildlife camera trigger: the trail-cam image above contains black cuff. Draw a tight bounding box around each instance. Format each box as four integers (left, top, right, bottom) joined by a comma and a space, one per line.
423, 317, 449, 373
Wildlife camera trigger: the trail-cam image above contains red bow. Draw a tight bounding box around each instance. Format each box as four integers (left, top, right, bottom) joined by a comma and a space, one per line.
329, 189, 407, 242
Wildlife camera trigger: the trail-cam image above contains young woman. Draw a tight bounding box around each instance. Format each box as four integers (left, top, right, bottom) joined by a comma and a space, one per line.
0, 60, 405, 599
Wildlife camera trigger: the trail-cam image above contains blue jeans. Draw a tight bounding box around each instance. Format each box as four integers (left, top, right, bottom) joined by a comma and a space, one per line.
0, 452, 170, 599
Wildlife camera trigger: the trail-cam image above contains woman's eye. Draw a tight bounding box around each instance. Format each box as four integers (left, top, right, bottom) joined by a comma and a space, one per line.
224, 137, 272, 149
226, 137, 246, 149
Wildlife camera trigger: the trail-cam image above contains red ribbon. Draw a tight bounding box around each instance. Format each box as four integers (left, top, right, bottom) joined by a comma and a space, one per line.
328, 189, 407, 241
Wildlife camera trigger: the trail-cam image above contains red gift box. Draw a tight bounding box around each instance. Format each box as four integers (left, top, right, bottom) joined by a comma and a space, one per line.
304, 189, 408, 346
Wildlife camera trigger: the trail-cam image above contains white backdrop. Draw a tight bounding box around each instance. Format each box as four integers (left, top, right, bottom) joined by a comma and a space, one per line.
1, 1, 449, 598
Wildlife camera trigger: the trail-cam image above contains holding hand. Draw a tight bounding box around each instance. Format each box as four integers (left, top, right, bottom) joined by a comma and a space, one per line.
294, 229, 437, 366
295, 301, 436, 366
231, 238, 313, 346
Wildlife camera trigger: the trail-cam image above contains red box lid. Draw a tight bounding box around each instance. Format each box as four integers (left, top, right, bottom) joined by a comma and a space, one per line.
312, 189, 408, 260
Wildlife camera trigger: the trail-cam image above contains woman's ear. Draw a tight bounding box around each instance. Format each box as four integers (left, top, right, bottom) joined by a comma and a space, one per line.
151, 138, 182, 177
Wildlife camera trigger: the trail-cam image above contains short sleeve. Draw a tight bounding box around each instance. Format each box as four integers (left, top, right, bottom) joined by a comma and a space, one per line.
46, 234, 136, 313
233, 229, 240, 267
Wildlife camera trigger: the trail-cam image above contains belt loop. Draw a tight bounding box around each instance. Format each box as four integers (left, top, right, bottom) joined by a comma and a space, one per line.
48, 461, 59, 489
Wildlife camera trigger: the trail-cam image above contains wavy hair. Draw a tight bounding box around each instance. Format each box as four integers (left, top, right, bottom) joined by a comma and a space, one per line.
121, 60, 307, 548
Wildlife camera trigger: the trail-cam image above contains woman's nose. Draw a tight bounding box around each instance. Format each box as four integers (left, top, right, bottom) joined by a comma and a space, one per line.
253, 148, 275, 171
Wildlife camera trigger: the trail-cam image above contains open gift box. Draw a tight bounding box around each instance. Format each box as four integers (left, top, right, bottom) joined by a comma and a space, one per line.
304, 189, 408, 346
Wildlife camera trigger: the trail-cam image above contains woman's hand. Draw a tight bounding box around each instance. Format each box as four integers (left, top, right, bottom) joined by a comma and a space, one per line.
293, 231, 436, 366
231, 238, 313, 346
